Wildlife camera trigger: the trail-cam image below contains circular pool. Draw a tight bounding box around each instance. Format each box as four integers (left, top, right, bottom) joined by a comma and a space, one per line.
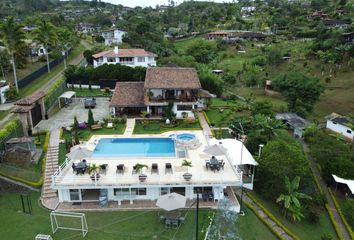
176, 133, 196, 141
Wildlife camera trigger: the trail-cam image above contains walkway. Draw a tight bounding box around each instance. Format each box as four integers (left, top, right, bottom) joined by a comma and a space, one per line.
302, 142, 351, 240
41, 129, 60, 210
197, 111, 213, 139
124, 118, 136, 136
234, 188, 294, 240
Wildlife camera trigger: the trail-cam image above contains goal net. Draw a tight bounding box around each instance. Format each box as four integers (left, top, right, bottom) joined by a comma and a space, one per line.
50, 211, 88, 237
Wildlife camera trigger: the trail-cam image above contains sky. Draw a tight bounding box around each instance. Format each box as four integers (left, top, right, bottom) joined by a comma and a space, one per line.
98, 0, 235, 8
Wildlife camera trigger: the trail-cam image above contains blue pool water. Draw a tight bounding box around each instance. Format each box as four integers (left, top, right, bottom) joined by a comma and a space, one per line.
176, 133, 196, 141
93, 138, 176, 157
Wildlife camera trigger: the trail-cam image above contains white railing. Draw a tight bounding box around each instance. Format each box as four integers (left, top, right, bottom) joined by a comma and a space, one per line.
53, 158, 71, 177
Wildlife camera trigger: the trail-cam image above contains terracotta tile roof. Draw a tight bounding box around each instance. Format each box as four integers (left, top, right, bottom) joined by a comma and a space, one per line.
109, 82, 145, 107
12, 105, 32, 113
144, 67, 201, 89
92, 49, 155, 58
208, 31, 229, 35
15, 91, 45, 106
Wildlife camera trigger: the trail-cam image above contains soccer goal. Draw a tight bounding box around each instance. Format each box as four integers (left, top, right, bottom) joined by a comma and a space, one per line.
50, 211, 88, 237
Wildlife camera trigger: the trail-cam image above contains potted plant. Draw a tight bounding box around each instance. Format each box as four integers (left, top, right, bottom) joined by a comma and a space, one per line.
147, 91, 154, 100
134, 163, 148, 182
88, 163, 101, 181
181, 159, 192, 181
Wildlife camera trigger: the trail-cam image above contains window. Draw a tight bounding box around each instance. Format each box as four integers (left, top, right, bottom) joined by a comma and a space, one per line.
137, 57, 145, 62
107, 57, 116, 62
119, 57, 133, 63
193, 187, 212, 194
131, 188, 146, 196
69, 189, 80, 201
160, 187, 169, 195
347, 130, 352, 134
114, 188, 130, 196
177, 105, 193, 111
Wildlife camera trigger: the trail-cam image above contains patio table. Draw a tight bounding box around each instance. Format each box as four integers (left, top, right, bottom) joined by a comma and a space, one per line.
209, 158, 220, 170
165, 211, 181, 221
75, 161, 87, 174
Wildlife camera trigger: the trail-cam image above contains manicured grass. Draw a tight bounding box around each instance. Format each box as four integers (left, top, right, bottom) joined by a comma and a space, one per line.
205, 109, 250, 127
0, 191, 214, 240
238, 206, 278, 240
68, 88, 112, 97
18, 44, 85, 99
250, 192, 338, 240
210, 98, 240, 108
211, 129, 233, 139
58, 143, 67, 165
134, 120, 201, 134
63, 125, 126, 141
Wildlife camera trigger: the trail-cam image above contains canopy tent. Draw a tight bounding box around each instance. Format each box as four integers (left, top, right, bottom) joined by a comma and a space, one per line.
58, 91, 76, 108
332, 174, 354, 195
208, 138, 258, 166
156, 192, 187, 211
66, 146, 92, 160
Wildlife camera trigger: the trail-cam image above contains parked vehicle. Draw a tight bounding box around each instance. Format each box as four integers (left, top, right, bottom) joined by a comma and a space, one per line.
84, 97, 96, 108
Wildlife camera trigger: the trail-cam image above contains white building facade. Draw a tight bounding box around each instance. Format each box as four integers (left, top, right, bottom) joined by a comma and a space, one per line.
93, 47, 156, 68
100, 29, 127, 46
326, 113, 354, 140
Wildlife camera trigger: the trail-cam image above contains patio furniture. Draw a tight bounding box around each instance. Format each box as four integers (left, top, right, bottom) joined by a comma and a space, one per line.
151, 163, 158, 174
75, 161, 87, 175
160, 215, 166, 223
116, 164, 125, 174
100, 164, 108, 175
91, 124, 102, 130
72, 163, 76, 173
208, 192, 214, 201
178, 217, 185, 225
205, 160, 210, 170
165, 219, 172, 228
165, 163, 172, 174
132, 165, 137, 175
209, 158, 220, 172
202, 192, 208, 201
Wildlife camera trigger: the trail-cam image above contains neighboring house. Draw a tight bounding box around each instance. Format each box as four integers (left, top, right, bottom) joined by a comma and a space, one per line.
275, 113, 309, 138
92, 46, 157, 68
326, 113, 354, 140
309, 10, 328, 19
241, 6, 256, 18
207, 30, 267, 41
342, 32, 354, 43
23, 24, 36, 31
109, 67, 212, 118
323, 19, 349, 29
75, 22, 101, 34
99, 28, 127, 46
0, 80, 9, 104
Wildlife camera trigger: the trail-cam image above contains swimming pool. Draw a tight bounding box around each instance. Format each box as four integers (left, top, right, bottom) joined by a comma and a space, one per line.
92, 138, 176, 157
176, 133, 196, 141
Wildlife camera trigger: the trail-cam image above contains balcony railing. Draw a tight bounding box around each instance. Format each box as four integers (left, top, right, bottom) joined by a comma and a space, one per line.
148, 95, 197, 103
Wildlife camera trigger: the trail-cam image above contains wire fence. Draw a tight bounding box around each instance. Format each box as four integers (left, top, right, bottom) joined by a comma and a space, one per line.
44, 79, 66, 111
0, 119, 24, 151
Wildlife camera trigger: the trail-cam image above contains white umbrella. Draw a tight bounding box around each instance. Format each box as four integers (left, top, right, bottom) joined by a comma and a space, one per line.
156, 192, 187, 211
203, 144, 227, 156
66, 146, 92, 159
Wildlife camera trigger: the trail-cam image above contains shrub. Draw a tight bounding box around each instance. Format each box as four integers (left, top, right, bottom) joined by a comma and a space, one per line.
305, 207, 320, 224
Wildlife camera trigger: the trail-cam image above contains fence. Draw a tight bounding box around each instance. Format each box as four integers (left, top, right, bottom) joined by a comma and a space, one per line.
0, 119, 24, 151
17, 49, 72, 89
66, 78, 132, 89
44, 78, 66, 112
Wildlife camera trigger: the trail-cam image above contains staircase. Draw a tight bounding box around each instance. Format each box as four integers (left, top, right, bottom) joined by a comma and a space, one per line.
124, 118, 136, 136
41, 129, 60, 209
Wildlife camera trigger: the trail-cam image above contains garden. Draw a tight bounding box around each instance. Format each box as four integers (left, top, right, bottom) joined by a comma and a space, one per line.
133, 119, 201, 134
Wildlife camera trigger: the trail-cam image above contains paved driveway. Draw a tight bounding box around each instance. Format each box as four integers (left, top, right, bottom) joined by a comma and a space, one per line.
36, 98, 110, 131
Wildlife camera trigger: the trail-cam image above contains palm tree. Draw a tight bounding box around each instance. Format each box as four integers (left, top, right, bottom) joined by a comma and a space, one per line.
276, 176, 311, 222
57, 28, 73, 69
33, 19, 58, 73
181, 159, 192, 173
0, 16, 26, 92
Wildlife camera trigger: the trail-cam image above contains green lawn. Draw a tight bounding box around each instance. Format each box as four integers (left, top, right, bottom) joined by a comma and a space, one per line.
18, 44, 85, 99
58, 143, 67, 165
133, 120, 201, 134
205, 109, 250, 127
68, 88, 112, 97
0, 191, 215, 240
210, 98, 240, 108
0, 110, 10, 121
63, 125, 126, 141
249, 192, 338, 240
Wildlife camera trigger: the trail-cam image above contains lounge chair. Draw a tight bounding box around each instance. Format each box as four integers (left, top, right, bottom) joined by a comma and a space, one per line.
132, 165, 138, 175
116, 164, 125, 174
100, 164, 108, 175
107, 122, 113, 128
165, 163, 172, 174
151, 163, 158, 174
72, 163, 76, 173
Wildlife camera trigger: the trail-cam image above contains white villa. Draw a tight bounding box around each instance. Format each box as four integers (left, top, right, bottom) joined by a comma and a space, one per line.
326, 113, 354, 140
92, 46, 157, 68
100, 28, 127, 46
109, 67, 211, 119
51, 131, 258, 210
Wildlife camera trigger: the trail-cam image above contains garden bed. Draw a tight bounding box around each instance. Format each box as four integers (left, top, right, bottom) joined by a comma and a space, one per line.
133, 120, 201, 134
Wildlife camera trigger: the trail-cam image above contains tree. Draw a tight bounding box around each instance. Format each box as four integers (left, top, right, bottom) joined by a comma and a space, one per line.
272, 72, 324, 115
0, 16, 26, 92
57, 28, 73, 69
185, 39, 217, 64
181, 159, 192, 173
73, 116, 79, 145
33, 19, 58, 73
251, 101, 274, 117
276, 176, 311, 222
88, 109, 94, 128
83, 50, 94, 65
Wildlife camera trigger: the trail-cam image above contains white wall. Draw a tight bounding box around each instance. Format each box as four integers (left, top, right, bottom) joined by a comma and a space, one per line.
93, 56, 156, 68
173, 103, 196, 119
326, 120, 354, 139
0, 85, 9, 104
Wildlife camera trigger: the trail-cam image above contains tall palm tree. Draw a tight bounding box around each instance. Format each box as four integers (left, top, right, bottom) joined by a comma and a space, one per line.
57, 28, 73, 69
276, 176, 311, 222
0, 16, 26, 92
33, 19, 58, 73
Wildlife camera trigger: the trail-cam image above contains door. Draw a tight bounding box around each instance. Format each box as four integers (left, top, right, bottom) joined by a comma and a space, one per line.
30, 102, 42, 127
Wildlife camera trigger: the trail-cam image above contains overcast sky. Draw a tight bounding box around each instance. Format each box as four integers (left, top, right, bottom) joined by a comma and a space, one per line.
99, 0, 234, 8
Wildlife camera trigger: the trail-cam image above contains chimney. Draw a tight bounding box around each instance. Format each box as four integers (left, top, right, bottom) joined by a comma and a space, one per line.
114, 46, 119, 54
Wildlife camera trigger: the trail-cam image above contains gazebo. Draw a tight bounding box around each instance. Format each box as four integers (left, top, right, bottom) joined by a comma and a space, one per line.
58, 91, 76, 108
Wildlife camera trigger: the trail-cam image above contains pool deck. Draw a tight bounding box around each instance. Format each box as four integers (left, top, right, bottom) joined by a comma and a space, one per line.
52, 131, 242, 188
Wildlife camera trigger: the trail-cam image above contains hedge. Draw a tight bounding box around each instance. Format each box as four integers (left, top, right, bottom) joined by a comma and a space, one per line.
0, 131, 50, 188
44, 77, 66, 110
325, 203, 345, 240
244, 200, 283, 240
0, 119, 24, 150
246, 192, 301, 240
328, 188, 354, 239
203, 111, 211, 125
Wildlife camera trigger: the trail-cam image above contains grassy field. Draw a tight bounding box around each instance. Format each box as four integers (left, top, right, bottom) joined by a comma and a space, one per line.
63, 124, 126, 141
133, 120, 201, 134
58, 143, 67, 165
250, 192, 338, 240
17, 44, 85, 99
68, 88, 112, 97
5, 60, 46, 83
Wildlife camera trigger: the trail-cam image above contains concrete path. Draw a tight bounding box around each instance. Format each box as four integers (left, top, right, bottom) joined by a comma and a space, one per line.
302, 141, 351, 240
124, 118, 136, 136
41, 129, 60, 210
197, 111, 213, 139
234, 188, 294, 240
